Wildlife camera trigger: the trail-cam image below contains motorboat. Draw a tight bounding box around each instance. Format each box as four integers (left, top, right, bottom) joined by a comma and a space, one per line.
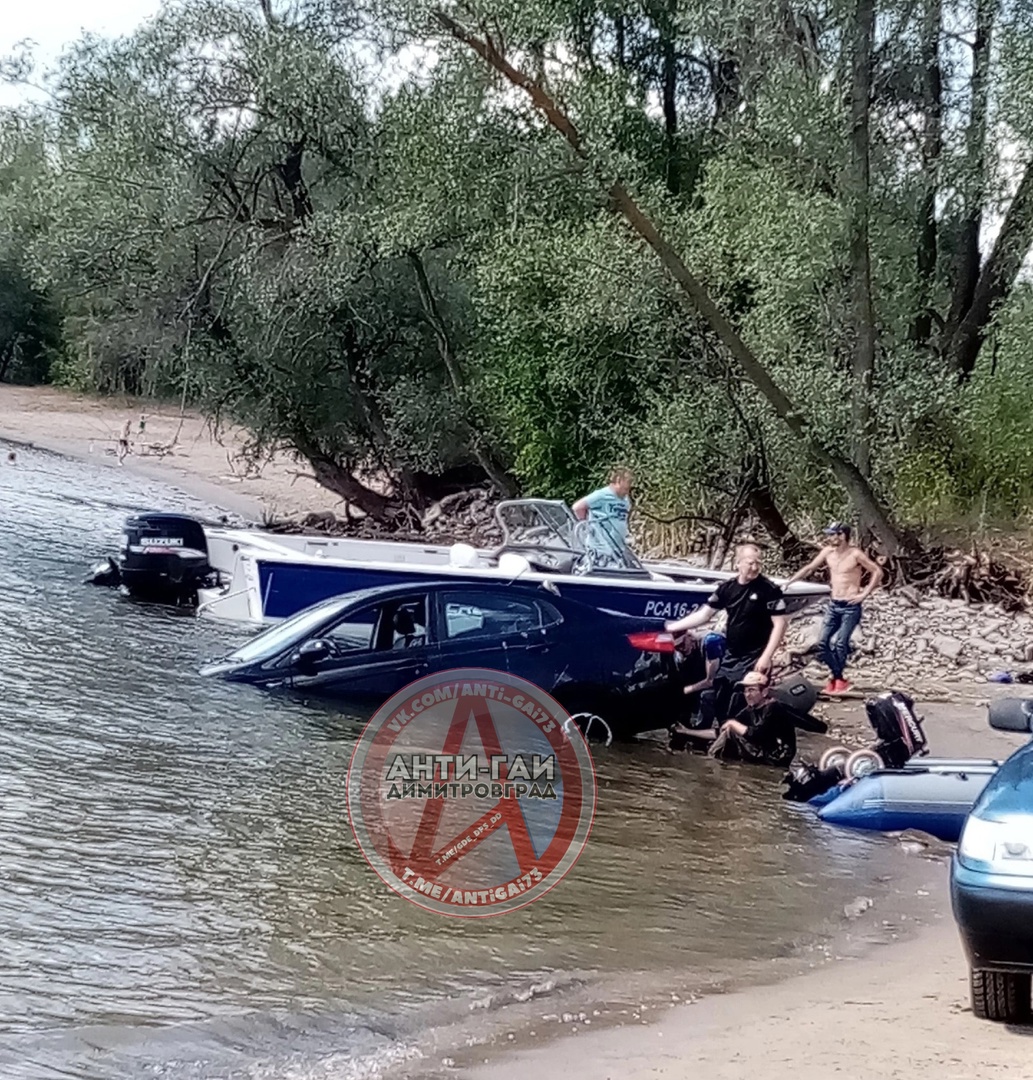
86, 497, 830, 626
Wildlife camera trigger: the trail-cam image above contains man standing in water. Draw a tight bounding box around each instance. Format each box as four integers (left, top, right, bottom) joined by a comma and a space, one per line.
707, 671, 827, 765
783, 522, 883, 695
572, 467, 633, 549
663, 543, 787, 725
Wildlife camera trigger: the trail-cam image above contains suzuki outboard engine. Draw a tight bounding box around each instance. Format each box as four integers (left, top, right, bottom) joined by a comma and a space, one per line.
116, 513, 214, 605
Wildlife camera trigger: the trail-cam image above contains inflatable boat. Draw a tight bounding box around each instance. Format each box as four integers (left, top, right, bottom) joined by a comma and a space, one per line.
816, 761, 1000, 841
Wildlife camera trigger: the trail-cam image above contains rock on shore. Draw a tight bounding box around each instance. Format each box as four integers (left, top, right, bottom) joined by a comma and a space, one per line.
785, 590, 1033, 690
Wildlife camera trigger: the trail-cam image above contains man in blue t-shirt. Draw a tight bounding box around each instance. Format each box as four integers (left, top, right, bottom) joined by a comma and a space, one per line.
572, 468, 633, 549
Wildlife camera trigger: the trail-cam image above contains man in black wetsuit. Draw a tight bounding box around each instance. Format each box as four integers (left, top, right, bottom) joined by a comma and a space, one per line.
664, 542, 787, 725
707, 671, 827, 766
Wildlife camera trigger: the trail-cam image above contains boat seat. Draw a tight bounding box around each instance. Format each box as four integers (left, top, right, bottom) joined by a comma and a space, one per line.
498, 546, 577, 575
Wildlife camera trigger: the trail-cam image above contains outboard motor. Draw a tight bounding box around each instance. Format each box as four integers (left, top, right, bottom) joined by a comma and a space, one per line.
115, 513, 214, 606
864, 690, 927, 768
781, 688, 929, 803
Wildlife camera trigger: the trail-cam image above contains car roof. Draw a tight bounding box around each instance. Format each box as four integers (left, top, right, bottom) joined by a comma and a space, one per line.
320, 580, 568, 607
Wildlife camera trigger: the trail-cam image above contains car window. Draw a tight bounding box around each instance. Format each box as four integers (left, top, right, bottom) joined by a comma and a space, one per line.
536, 600, 564, 629
388, 597, 429, 649
442, 592, 544, 640
324, 607, 380, 652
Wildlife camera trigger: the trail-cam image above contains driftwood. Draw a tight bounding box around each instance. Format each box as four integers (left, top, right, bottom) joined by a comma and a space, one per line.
263, 486, 505, 548
886, 543, 1031, 612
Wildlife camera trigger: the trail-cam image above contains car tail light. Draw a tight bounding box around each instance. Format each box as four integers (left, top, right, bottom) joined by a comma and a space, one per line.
627, 631, 676, 653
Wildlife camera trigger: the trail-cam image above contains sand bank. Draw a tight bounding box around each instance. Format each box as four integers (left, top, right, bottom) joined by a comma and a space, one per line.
6, 387, 1033, 1079
0, 384, 344, 520
455, 920, 1028, 1080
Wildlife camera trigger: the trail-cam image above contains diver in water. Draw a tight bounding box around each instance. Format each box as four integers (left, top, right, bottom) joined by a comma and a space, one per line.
670, 671, 827, 765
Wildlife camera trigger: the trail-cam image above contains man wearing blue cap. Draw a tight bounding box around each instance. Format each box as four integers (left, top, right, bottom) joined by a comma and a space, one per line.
784, 522, 884, 694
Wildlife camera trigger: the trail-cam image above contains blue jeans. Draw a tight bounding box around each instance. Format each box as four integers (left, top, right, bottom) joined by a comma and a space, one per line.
819, 601, 863, 680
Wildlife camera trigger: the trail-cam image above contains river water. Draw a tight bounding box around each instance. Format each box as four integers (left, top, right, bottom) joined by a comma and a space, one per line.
0, 442, 948, 1080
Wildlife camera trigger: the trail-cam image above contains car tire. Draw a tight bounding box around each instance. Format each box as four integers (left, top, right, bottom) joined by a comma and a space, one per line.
970, 968, 1032, 1023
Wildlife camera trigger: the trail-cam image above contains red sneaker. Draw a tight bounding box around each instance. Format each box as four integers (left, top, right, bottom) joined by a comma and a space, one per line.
835, 679, 853, 694
823, 679, 839, 694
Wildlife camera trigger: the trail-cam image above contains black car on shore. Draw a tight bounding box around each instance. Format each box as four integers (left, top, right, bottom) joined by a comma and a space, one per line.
200, 581, 700, 740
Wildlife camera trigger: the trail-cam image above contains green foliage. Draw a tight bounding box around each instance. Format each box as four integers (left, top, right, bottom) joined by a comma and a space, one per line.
0, 257, 63, 384
2, 0, 1033, 536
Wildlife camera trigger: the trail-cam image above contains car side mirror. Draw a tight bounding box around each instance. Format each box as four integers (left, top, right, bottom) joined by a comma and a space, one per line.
294, 638, 330, 669
988, 698, 1033, 733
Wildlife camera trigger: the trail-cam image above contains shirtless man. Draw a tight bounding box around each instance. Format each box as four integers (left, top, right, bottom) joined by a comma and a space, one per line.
784, 522, 883, 694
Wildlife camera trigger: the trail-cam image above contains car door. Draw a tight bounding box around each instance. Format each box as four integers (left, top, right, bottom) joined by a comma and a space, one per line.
434, 589, 558, 680
288, 593, 437, 701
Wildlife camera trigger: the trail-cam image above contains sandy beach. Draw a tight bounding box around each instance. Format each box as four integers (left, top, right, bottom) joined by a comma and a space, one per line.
402, 696, 1031, 1080
0, 384, 344, 520
455, 922, 1028, 1080
5, 383, 1033, 1077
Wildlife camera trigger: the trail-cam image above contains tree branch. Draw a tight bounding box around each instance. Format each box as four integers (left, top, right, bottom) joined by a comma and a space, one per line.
431, 7, 903, 554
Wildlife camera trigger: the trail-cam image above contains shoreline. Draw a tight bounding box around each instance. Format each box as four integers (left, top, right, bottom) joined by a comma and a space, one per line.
444, 917, 1031, 1080
395, 699, 1032, 1080
7, 384, 1033, 1076
0, 384, 346, 521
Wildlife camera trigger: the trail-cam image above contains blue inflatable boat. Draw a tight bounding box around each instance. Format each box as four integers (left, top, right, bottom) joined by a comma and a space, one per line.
806, 758, 1001, 809
815, 760, 1001, 842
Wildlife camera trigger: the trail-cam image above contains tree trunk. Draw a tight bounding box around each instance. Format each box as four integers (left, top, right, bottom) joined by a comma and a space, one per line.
432, 9, 904, 555
747, 485, 811, 564
275, 139, 313, 223
406, 250, 520, 498
945, 161, 1033, 378
712, 52, 741, 127
911, 0, 942, 347
846, 0, 876, 482
0, 341, 15, 383
304, 453, 397, 521
943, 0, 994, 352
432, 12, 903, 551
660, 0, 680, 195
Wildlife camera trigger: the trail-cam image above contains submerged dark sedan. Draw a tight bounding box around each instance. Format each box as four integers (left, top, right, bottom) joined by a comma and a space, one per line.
200, 580, 698, 740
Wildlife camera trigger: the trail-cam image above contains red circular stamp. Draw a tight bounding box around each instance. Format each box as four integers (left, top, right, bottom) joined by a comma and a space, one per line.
346, 668, 597, 917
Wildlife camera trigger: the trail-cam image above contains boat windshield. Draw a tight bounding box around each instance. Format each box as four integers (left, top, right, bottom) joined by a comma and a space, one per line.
494, 499, 645, 573
226, 598, 342, 663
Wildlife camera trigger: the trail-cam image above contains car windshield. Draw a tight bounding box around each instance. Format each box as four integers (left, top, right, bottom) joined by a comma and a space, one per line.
226, 599, 343, 663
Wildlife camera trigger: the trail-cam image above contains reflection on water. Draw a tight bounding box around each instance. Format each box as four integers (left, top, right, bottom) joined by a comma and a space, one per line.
0, 444, 939, 1079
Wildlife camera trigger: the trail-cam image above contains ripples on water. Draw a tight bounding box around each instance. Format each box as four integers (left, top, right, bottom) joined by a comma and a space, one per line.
0, 444, 932, 1079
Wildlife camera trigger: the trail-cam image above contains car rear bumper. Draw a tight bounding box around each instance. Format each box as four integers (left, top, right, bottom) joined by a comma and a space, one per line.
951, 855, 1033, 972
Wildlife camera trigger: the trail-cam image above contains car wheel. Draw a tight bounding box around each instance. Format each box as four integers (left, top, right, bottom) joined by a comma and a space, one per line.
970, 968, 1032, 1023
563, 712, 613, 746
